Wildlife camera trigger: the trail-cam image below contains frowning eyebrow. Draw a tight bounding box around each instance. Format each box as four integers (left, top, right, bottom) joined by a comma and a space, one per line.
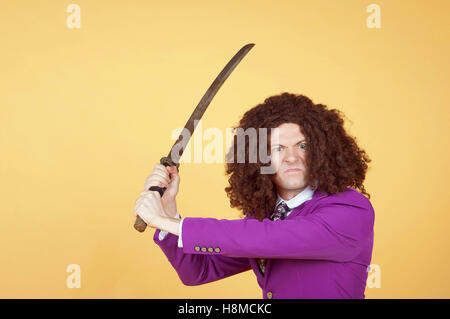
271, 139, 306, 147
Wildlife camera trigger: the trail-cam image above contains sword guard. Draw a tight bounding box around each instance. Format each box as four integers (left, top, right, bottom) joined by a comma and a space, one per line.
159, 156, 180, 171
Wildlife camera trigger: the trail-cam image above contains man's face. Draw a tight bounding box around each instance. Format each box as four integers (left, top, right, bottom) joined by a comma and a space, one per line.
269, 123, 308, 198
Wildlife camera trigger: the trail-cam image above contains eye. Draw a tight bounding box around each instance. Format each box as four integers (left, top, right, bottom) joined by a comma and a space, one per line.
298, 143, 307, 149
272, 146, 282, 152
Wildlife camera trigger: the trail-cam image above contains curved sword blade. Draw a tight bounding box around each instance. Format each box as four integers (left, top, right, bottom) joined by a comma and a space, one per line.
167, 43, 255, 165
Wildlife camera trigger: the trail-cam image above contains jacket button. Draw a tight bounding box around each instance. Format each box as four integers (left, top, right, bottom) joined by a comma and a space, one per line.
266, 291, 273, 299
194, 246, 200, 252
214, 247, 221, 253
201, 247, 207, 252
207, 247, 213, 252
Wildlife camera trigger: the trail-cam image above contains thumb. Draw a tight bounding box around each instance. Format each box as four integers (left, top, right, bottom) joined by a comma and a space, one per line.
168, 166, 179, 180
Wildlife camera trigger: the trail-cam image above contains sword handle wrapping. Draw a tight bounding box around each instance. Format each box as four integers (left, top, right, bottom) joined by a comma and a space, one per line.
134, 157, 179, 233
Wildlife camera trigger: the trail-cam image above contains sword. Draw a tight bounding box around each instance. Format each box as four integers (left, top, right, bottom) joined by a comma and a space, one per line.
134, 43, 255, 232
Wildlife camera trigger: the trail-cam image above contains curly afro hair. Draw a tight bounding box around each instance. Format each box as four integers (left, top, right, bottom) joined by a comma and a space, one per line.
225, 92, 371, 221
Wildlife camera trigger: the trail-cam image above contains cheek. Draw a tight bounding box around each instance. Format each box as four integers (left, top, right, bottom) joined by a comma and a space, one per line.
270, 154, 281, 170
271, 172, 284, 187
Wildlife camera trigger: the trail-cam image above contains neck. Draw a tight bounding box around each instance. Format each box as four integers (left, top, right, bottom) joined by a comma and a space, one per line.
278, 186, 307, 201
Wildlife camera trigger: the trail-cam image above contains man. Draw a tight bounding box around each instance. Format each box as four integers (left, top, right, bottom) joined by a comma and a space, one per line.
134, 92, 374, 299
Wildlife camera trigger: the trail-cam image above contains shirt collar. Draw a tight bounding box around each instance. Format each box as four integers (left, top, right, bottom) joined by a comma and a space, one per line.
276, 185, 315, 210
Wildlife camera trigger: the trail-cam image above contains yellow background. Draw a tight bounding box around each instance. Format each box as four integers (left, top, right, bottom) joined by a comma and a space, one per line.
1, 0, 449, 298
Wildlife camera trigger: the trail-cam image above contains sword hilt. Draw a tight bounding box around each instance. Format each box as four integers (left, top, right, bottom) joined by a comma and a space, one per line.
134, 157, 180, 233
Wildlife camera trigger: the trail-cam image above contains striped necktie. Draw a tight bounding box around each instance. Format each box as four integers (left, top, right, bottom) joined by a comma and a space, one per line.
257, 201, 291, 274
269, 201, 290, 221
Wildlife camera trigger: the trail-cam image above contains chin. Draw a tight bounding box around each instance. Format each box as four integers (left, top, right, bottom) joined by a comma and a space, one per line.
273, 175, 306, 189
283, 180, 306, 190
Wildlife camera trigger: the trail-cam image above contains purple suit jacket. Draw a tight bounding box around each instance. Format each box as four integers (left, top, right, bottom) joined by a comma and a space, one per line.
153, 187, 375, 299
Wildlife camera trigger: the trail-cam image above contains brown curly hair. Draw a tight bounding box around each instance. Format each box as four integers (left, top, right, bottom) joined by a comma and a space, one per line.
224, 92, 371, 221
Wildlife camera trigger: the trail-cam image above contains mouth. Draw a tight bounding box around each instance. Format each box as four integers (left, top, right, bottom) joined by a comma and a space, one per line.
284, 168, 302, 173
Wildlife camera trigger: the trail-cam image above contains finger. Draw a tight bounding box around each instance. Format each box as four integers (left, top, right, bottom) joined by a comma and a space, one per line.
153, 164, 169, 175
144, 180, 170, 191
140, 190, 154, 197
145, 183, 166, 190
145, 173, 170, 184
167, 166, 179, 175
154, 163, 166, 170
134, 207, 142, 219
140, 189, 164, 199
141, 190, 161, 199
150, 190, 161, 199
135, 198, 143, 207
149, 172, 170, 184
141, 198, 159, 213
151, 169, 170, 179
167, 170, 179, 184
141, 197, 162, 213
134, 201, 144, 218
135, 197, 146, 210
135, 197, 146, 209
145, 175, 170, 188
135, 211, 149, 225
139, 200, 153, 215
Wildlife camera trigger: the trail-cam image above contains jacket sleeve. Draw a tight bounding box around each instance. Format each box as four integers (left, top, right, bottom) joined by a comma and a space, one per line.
153, 228, 251, 286
180, 200, 374, 262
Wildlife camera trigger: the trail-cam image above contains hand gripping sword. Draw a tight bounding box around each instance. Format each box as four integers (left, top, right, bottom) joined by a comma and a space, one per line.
134, 43, 255, 232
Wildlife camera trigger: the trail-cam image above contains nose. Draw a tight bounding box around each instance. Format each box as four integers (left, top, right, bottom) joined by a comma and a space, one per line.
283, 147, 302, 163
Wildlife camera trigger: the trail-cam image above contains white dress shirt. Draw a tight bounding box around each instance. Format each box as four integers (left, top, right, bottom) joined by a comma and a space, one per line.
158, 185, 316, 248
158, 212, 183, 247
275, 185, 315, 217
